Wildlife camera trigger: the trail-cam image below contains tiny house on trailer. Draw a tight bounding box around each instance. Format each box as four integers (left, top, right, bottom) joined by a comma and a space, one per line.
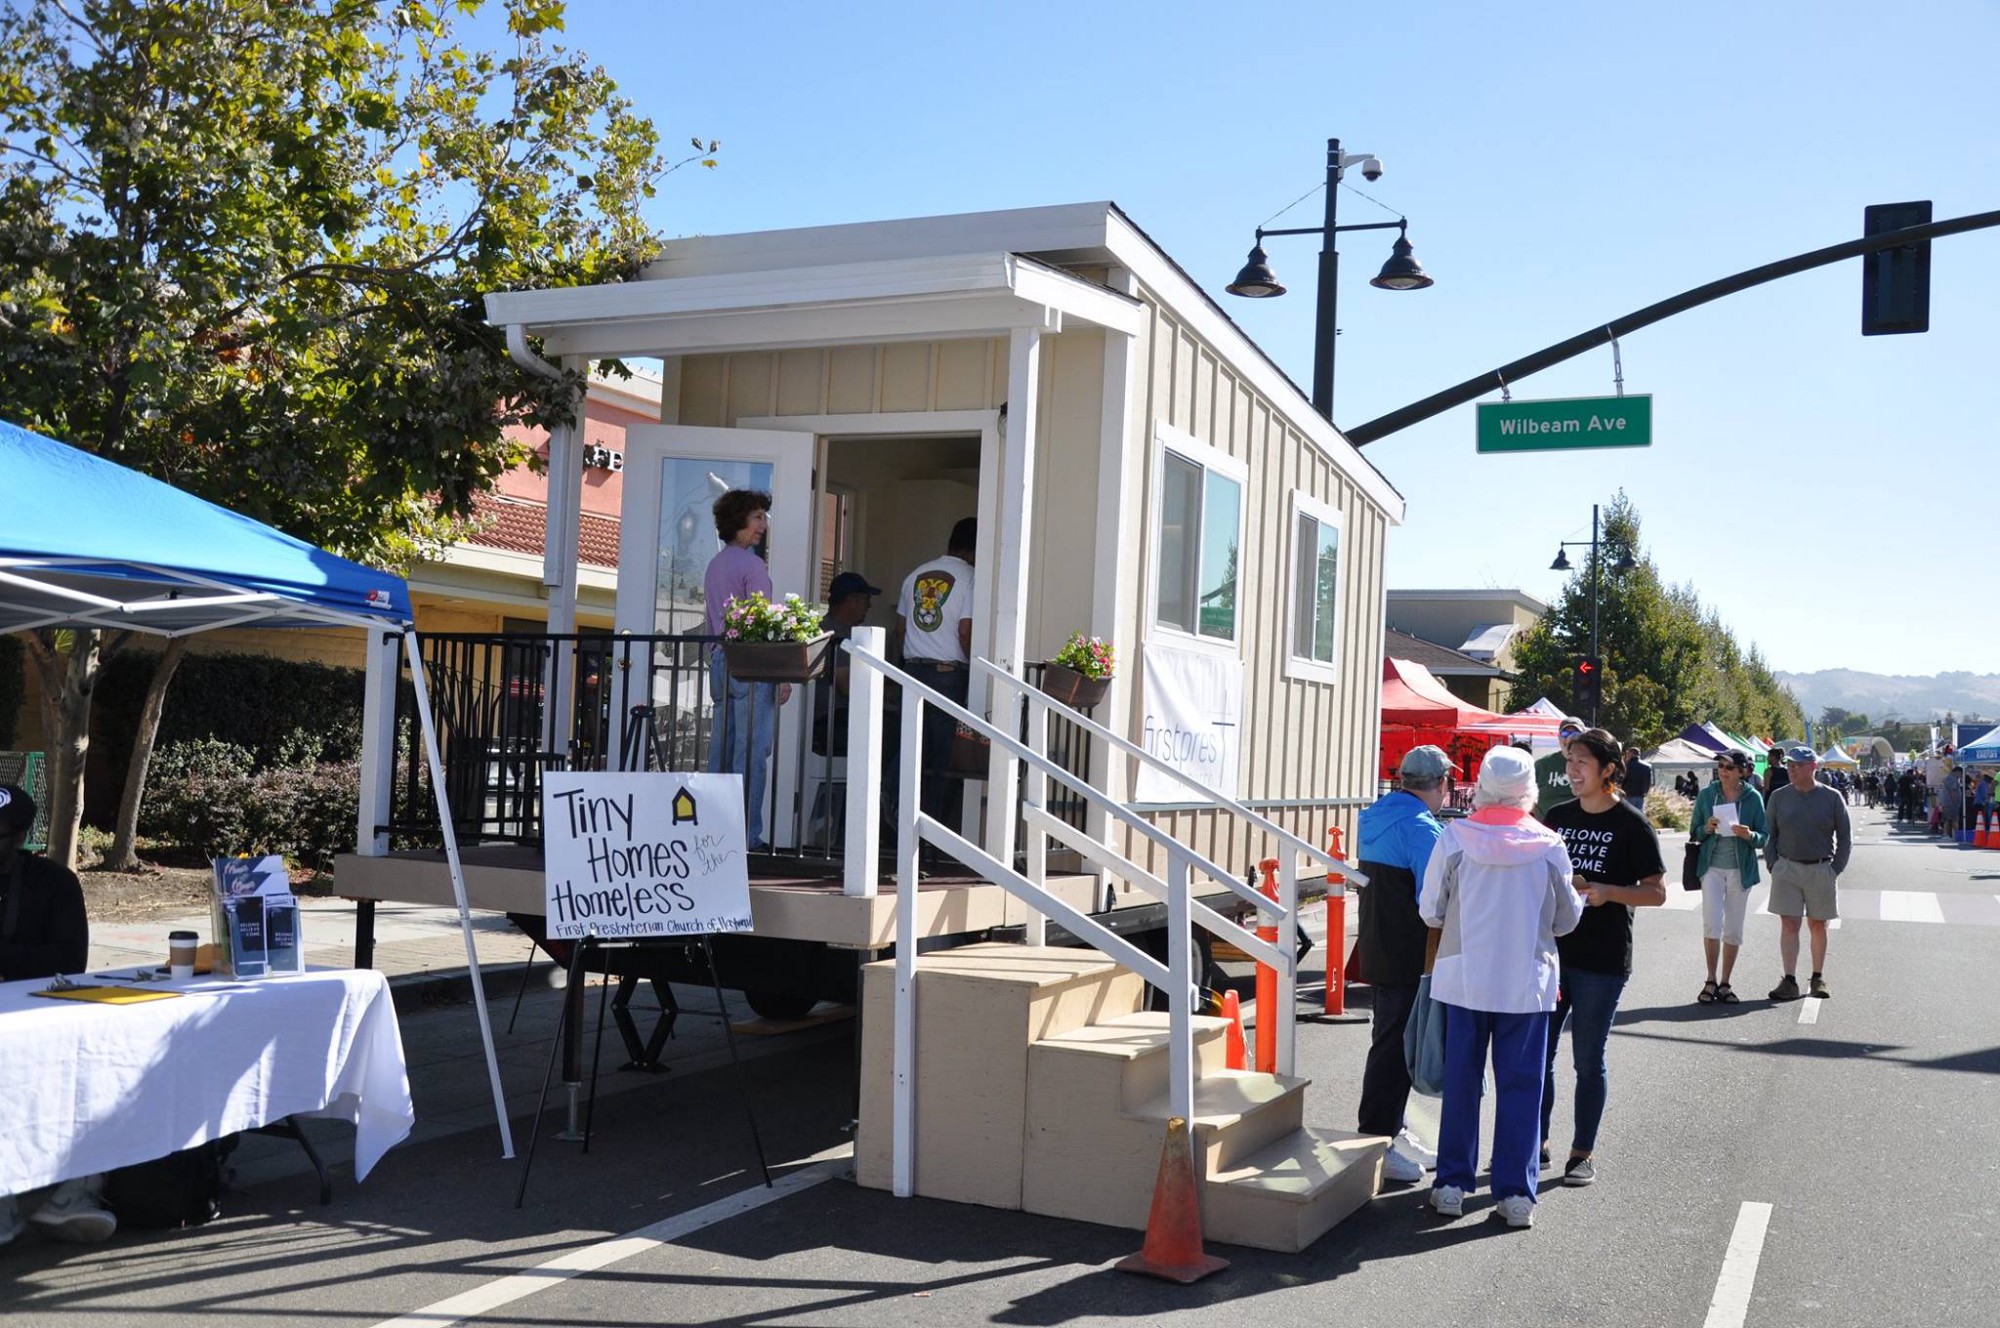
334, 204, 1406, 1243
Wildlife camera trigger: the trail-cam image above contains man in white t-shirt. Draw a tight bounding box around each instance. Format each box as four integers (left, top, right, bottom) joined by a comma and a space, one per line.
895, 518, 976, 828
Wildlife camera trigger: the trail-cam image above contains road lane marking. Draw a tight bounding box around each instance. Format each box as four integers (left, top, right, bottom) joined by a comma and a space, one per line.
367, 1159, 839, 1328
1797, 997, 1822, 1025
1702, 1200, 1774, 1328
1879, 890, 1945, 923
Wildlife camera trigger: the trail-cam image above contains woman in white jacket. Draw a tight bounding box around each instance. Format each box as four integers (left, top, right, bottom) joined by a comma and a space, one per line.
1417, 746, 1585, 1228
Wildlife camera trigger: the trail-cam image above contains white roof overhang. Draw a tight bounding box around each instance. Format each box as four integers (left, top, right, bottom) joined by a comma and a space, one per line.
483, 252, 1144, 361
485, 201, 1405, 522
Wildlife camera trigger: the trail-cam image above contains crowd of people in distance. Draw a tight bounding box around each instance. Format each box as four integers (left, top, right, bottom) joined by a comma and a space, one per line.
1351, 718, 1853, 1228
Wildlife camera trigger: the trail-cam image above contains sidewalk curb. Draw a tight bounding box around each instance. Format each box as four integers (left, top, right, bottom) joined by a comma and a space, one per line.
385, 958, 567, 1015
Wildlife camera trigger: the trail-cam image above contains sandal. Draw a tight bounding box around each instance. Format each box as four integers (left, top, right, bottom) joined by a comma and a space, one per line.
1716, 983, 1740, 1004
1698, 979, 1719, 1004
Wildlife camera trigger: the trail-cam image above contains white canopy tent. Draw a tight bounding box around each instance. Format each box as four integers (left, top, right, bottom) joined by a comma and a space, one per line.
0, 420, 512, 1157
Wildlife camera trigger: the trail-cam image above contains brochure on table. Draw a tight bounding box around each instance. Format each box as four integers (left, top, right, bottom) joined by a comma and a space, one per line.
212, 855, 304, 978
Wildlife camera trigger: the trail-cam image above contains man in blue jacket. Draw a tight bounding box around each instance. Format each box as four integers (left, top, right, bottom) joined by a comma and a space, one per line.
1354, 746, 1451, 1183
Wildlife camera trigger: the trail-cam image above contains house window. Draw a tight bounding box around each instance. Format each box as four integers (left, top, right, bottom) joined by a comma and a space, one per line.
1290, 494, 1342, 669
1155, 432, 1244, 643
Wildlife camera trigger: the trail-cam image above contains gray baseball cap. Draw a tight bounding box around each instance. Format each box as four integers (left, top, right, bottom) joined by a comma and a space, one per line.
1400, 745, 1457, 782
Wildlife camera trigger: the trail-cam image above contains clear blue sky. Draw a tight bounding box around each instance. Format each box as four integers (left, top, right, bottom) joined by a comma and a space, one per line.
524, 0, 1997, 675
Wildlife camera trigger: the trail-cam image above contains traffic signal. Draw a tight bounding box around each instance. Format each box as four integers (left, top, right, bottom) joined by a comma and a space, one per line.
1573, 655, 1602, 716
1863, 201, 1931, 336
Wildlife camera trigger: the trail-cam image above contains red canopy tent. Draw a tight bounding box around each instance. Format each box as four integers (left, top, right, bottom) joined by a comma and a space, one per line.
1378, 657, 1564, 786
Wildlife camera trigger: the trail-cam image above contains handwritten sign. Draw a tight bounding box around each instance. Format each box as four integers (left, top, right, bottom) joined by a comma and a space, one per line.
541, 772, 754, 941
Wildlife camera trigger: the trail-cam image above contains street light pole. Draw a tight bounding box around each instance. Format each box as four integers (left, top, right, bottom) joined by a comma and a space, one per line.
1550, 502, 1633, 726
1313, 139, 1342, 418
1226, 137, 1433, 423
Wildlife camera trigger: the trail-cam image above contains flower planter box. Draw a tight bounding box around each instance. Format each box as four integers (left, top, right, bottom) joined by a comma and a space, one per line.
1037, 662, 1110, 709
721, 633, 833, 682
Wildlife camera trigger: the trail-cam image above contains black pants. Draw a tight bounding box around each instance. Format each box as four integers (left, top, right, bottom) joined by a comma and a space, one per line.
1358, 981, 1421, 1139
903, 661, 968, 834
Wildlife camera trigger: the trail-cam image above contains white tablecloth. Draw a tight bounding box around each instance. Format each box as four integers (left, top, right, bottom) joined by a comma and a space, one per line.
0, 968, 414, 1194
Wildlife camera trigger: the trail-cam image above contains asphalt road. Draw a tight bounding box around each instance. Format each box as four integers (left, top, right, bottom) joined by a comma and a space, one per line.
4, 802, 1995, 1327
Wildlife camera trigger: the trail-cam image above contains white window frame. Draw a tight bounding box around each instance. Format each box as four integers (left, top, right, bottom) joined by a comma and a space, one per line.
1284, 490, 1344, 685
1148, 421, 1248, 657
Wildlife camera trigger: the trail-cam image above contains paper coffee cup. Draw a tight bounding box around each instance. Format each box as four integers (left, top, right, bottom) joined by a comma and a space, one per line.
168, 929, 199, 980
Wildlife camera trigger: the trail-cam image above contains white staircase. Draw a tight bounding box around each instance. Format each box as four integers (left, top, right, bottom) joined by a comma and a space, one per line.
855, 944, 1386, 1252
839, 629, 1383, 1254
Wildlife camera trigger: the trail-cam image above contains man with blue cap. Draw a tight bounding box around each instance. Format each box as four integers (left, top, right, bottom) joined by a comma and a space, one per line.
1354, 745, 1453, 1184
1763, 745, 1851, 1001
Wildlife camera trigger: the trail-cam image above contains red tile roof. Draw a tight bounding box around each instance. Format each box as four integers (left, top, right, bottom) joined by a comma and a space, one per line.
464, 493, 621, 570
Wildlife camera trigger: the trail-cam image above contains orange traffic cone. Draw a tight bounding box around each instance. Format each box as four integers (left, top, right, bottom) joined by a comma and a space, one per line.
1115, 1116, 1230, 1283
1221, 990, 1246, 1070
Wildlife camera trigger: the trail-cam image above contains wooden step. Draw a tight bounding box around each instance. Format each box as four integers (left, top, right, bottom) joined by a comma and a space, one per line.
1029, 1011, 1229, 1110
1203, 1127, 1388, 1253
1126, 1069, 1308, 1172
855, 944, 1145, 1207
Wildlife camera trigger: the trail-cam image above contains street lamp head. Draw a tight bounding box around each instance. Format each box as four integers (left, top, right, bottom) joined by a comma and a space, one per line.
1613, 548, 1637, 573
1370, 227, 1433, 291
1550, 548, 1572, 572
1226, 244, 1286, 299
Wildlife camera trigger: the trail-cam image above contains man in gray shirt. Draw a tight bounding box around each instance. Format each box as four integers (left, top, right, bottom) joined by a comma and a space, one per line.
1762, 745, 1853, 1001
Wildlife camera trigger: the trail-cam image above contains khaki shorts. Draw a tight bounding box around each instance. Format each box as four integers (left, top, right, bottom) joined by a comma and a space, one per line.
1768, 857, 1839, 921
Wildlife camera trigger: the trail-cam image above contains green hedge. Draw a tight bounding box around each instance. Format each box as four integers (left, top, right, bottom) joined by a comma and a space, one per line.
92, 649, 366, 781
0, 635, 22, 749
141, 738, 357, 872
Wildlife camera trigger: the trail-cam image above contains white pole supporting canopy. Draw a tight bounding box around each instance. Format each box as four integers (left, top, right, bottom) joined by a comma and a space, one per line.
0, 419, 514, 1158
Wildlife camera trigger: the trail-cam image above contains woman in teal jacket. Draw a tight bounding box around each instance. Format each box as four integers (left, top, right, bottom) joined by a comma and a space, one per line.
1691, 750, 1766, 1004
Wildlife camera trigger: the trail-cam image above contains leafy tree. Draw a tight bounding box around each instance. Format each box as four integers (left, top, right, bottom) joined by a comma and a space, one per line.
1509, 492, 1805, 749
1, 0, 702, 868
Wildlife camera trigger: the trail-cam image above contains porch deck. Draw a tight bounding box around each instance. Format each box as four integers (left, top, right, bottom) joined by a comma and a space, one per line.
331, 848, 1100, 950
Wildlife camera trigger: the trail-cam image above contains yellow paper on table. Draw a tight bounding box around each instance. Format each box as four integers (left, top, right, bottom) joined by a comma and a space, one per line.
29, 985, 183, 1005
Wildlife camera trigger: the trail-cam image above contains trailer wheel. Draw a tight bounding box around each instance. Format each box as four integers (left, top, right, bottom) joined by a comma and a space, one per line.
744, 989, 817, 1021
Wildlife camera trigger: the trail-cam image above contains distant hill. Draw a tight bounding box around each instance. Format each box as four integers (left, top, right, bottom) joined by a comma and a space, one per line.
1776, 669, 2000, 724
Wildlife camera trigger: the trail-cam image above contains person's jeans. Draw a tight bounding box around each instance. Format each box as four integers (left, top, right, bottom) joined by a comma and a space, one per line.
1436, 1004, 1549, 1201
709, 651, 778, 847
1357, 982, 1420, 1139
902, 661, 969, 834
1541, 967, 1628, 1156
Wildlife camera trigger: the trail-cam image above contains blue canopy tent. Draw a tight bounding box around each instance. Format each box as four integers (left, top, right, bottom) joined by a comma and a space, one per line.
0, 419, 512, 1156
1959, 725, 2000, 764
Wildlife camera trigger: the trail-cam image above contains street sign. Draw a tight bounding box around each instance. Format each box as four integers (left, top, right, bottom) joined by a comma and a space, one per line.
1476, 395, 1652, 453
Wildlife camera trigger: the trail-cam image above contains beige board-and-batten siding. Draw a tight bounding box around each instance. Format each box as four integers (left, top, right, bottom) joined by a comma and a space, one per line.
669, 336, 1104, 659
1115, 289, 1388, 880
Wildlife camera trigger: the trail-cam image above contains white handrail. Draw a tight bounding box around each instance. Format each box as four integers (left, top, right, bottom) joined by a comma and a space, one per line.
845, 628, 1351, 1201
980, 659, 1367, 887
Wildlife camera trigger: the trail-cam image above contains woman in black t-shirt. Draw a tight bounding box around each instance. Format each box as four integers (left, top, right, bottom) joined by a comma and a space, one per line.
1538, 728, 1667, 1188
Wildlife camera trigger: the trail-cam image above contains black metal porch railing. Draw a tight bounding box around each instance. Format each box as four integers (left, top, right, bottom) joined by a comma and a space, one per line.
389, 632, 1102, 859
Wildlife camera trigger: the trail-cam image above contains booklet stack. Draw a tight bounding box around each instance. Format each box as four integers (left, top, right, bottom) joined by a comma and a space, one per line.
211, 855, 305, 978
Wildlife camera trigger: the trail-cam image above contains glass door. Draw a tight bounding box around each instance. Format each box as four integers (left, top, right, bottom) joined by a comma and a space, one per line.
615, 425, 818, 846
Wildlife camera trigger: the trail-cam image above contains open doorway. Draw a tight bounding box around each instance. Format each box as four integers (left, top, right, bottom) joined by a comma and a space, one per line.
819, 434, 982, 635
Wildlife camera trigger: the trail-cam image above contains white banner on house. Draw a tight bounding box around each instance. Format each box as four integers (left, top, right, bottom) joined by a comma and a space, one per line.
1134, 642, 1244, 802
542, 772, 753, 940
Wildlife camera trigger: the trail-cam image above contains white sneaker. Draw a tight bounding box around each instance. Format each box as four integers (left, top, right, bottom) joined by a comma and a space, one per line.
1381, 1147, 1424, 1184
0, 1196, 23, 1247
28, 1180, 116, 1244
1495, 1195, 1535, 1229
1393, 1128, 1438, 1169
1427, 1184, 1465, 1218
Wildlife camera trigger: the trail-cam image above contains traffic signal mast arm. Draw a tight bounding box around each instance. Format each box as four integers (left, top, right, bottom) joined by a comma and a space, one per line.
1344, 207, 2000, 447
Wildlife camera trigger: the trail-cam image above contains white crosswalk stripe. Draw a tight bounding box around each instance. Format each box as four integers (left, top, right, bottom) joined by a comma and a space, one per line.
1878, 890, 1946, 923
1653, 888, 2000, 926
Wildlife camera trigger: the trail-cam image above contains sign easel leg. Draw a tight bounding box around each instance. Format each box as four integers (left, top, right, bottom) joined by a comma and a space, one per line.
516, 933, 594, 1208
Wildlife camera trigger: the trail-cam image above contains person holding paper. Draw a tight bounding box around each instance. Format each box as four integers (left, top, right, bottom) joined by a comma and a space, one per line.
1689, 751, 1767, 1005
0, 784, 116, 1246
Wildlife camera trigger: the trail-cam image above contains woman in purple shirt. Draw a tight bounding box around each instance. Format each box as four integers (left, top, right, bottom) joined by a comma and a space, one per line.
705, 490, 790, 848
